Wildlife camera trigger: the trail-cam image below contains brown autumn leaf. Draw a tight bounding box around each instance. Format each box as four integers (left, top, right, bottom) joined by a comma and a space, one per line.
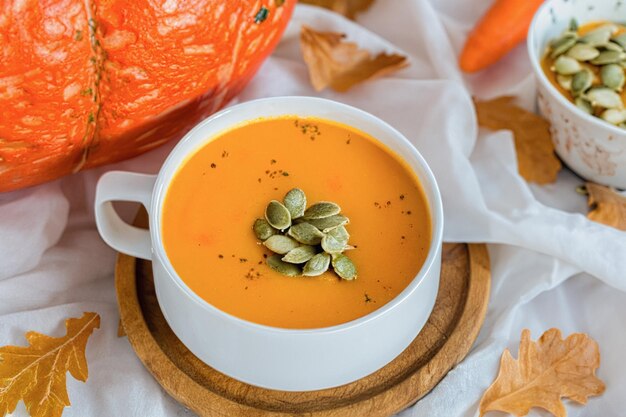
0, 312, 101, 417
480, 328, 605, 417
300, 25, 408, 92
299, 0, 375, 19
475, 96, 562, 184
585, 182, 626, 231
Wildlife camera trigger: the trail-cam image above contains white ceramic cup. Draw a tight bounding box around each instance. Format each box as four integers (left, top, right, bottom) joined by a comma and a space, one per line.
528, 0, 626, 188
95, 97, 443, 391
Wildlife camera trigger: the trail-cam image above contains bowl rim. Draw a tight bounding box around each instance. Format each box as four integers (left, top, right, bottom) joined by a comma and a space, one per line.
527, 0, 626, 137
149, 96, 444, 335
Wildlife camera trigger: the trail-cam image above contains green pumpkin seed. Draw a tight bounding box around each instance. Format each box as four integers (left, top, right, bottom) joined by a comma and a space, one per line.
321, 233, 345, 254
287, 222, 324, 245
571, 69, 593, 96
601, 64, 625, 90
331, 254, 357, 280
323, 226, 350, 254
303, 252, 331, 277
327, 225, 349, 242
580, 24, 617, 46
283, 188, 306, 219
253, 218, 277, 241
263, 235, 299, 254
306, 214, 349, 233
267, 255, 301, 277
303, 202, 341, 219
599, 41, 623, 52
550, 33, 577, 58
590, 50, 626, 65
600, 108, 626, 124
586, 87, 623, 108
553, 55, 582, 75
569, 18, 578, 32
566, 43, 599, 61
612, 33, 626, 49
556, 74, 573, 91
265, 200, 291, 231
282, 245, 317, 264
575, 97, 593, 114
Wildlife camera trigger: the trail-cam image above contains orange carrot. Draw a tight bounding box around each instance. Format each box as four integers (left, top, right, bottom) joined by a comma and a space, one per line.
460, 0, 544, 73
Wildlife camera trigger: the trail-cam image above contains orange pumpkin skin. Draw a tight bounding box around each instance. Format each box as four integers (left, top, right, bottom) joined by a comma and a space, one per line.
0, 0, 294, 192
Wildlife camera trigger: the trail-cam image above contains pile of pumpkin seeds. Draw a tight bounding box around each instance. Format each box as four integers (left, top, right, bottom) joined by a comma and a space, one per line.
548, 20, 626, 127
253, 188, 357, 280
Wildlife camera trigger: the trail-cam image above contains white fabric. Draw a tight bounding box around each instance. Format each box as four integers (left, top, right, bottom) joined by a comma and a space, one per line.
1, 2, 624, 416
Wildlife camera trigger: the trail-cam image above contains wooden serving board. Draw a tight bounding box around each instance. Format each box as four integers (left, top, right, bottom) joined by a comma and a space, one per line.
115, 209, 490, 417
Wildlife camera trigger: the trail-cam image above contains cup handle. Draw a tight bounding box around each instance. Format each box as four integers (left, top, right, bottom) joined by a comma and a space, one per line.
95, 171, 156, 260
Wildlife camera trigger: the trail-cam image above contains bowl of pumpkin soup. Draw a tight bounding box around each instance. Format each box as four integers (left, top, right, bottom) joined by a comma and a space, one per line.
95, 97, 443, 391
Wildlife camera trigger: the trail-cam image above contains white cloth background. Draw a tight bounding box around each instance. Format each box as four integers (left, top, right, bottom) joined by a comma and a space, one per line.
1, 1, 624, 416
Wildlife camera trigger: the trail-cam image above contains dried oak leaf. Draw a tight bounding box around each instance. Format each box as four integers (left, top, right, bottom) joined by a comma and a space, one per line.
300, 25, 408, 92
586, 182, 626, 231
299, 0, 375, 19
480, 328, 605, 417
0, 312, 101, 417
475, 96, 562, 184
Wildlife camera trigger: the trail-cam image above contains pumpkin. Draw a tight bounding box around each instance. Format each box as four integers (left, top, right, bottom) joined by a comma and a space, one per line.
0, 0, 294, 192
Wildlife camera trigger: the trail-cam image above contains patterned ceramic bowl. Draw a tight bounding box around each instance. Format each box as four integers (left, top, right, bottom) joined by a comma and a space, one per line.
528, 0, 626, 188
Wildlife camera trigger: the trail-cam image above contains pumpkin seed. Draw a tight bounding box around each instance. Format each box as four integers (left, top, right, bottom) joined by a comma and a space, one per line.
600, 108, 626, 124
287, 222, 324, 245
566, 43, 599, 61
580, 24, 617, 46
283, 188, 306, 219
306, 214, 349, 233
303, 201, 341, 219
321, 233, 345, 254
327, 225, 349, 242
332, 254, 357, 280
263, 235, 299, 254
303, 253, 331, 277
571, 69, 593, 96
612, 33, 626, 49
267, 255, 301, 277
282, 245, 316, 264
569, 18, 578, 32
253, 218, 277, 240
590, 50, 626, 65
599, 41, 623, 52
265, 200, 291, 231
556, 74, 573, 91
550, 33, 577, 58
574, 97, 594, 114
553, 55, 582, 75
601, 64, 625, 90
586, 87, 623, 108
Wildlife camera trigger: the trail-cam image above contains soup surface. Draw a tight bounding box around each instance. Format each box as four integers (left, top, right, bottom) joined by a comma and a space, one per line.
162, 116, 432, 329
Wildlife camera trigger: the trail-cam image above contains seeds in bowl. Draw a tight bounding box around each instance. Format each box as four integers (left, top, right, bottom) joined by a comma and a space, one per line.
254, 188, 357, 280
543, 19, 626, 128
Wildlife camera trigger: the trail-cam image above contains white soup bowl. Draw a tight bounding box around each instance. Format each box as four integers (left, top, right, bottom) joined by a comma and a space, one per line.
94, 96, 443, 391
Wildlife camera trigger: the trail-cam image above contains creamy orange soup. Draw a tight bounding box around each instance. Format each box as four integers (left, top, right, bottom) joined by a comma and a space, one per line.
162, 116, 432, 329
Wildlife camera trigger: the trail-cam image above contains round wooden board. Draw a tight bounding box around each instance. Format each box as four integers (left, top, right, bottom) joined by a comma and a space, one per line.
115, 209, 490, 417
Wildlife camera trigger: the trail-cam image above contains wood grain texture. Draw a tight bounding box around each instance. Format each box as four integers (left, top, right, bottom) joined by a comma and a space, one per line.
115, 209, 490, 416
